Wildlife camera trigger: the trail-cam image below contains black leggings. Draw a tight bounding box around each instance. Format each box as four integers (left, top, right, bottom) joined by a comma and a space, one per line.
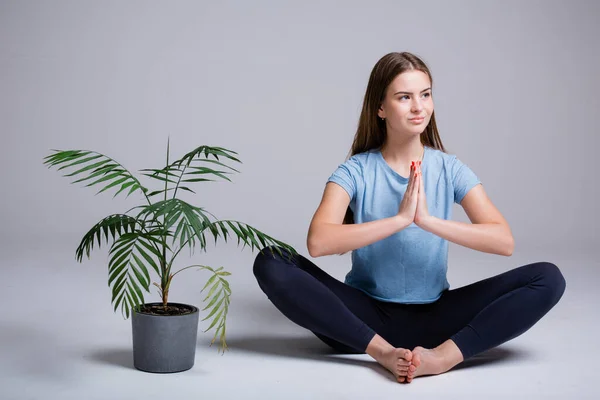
253, 246, 566, 360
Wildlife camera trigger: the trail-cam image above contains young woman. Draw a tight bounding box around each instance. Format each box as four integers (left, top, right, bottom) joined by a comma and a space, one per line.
253, 52, 565, 384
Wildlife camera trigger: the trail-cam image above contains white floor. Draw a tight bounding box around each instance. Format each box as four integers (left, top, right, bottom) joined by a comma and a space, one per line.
2, 240, 598, 399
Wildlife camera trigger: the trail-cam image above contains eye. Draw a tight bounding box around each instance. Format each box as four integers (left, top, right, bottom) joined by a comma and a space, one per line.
422, 92, 431, 98
399, 95, 409, 100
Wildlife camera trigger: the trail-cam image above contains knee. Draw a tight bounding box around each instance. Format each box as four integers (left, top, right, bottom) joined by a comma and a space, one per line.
537, 262, 566, 304
252, 246, 277, 280
252, 245, 291, 282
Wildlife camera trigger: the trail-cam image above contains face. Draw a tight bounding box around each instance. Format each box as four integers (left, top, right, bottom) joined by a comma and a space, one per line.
377, 70, 433, 137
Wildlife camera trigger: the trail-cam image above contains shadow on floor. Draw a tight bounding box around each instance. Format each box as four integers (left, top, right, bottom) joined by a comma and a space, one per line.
226, 335, 530, 378
225, 335, 392, 380
88, 349, 134, 369
85, 336, 530, 377
452, 346, 530, 371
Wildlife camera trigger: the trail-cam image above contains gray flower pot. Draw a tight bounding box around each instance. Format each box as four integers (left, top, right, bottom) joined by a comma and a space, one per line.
131, 302, 200, 373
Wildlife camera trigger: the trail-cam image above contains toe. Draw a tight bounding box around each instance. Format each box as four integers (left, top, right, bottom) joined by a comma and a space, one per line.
407, 365, 417, 377
411, 352, 422, 368
398, 376, 406, 383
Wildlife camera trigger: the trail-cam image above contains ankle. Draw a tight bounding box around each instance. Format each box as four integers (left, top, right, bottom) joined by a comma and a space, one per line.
366, 334, 394, 360
434, 340, 464, 369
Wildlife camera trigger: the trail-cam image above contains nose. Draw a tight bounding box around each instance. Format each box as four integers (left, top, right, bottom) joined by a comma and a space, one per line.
411, 98, 423, 113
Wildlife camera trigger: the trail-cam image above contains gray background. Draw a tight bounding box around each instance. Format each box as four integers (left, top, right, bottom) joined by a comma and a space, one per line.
2, 0, 598, 399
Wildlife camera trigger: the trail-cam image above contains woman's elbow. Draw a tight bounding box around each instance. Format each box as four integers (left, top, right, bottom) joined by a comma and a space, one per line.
307, 243, 324, 258
307, 233, 323, 258
503, 235, 515, 256
308, 246, 322, 258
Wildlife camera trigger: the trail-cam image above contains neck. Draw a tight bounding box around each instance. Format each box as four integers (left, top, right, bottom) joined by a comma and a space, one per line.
380, 137, 424, 165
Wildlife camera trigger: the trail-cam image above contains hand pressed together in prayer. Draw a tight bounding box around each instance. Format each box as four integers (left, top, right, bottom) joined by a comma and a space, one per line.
413, 160, 431, 227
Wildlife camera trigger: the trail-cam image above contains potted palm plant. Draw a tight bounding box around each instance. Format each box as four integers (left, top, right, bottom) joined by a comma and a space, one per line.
43, 140, 297, 373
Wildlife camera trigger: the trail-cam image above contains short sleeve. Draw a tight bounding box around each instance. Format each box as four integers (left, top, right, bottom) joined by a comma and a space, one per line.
451, 155, 481, 204
326, 156, 362, 201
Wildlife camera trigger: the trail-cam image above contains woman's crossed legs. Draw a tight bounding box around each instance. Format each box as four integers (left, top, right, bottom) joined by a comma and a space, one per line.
253, 246, 565, 383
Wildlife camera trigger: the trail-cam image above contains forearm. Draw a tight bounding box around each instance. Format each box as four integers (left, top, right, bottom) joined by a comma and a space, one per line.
419, 216, 514, 256
308, 215, 409, 257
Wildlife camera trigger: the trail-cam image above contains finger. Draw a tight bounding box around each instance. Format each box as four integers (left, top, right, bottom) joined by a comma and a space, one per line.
408, 163, 416, 193
412, 164, 420, 193
408, 162, 415, 189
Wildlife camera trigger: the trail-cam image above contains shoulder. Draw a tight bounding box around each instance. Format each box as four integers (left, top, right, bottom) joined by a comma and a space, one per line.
423, 146, 453, 172
426, 146, 456, 163
349, 150, 376, 164
334, 150, 377, 173
327, 151, 377, 199
425, 146, 471, 173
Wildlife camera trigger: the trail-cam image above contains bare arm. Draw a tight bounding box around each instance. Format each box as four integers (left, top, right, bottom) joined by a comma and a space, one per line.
307, 182, 410, 258
418, 184, 515, 256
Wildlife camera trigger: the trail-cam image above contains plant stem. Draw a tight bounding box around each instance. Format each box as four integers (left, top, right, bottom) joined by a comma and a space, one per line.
161, 138, 170, 307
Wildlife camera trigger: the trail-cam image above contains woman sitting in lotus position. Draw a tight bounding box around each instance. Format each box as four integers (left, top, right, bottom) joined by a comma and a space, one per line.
253, 51, 565, 384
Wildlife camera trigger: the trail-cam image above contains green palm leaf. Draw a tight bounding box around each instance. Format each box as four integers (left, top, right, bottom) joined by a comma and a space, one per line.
108, 232, 163, 319
136, 199, 215, 253
205, 219, 296, 260
146, 187, 196, 198
140, 200, 297, 262
141, 146, 242, 200
43, 150, 149, 199
175, 146, 241, 186
75, 214, 142, 262
174, 145, 242, 170
198, 265, 231, 353
139, 167, 183, 187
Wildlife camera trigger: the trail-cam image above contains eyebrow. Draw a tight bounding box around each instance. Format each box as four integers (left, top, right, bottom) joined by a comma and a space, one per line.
393, 87, 432, 95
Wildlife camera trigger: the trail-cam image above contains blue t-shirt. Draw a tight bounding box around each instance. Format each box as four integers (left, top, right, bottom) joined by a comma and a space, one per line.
326, 146, 481, 304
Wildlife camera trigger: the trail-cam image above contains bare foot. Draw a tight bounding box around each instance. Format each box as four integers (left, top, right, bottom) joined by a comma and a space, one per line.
406, 346, 451, 383
375, 347, 415, 383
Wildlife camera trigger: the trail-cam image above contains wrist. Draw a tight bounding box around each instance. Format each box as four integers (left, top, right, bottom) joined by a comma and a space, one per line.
417, 215, 437, 231
394, 215, 412, 231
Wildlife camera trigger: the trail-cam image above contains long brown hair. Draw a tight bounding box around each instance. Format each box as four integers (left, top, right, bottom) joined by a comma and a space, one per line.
343, 51, 447, 226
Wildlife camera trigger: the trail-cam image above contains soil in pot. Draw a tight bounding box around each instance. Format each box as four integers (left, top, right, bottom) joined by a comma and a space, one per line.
136, 303, 196, 316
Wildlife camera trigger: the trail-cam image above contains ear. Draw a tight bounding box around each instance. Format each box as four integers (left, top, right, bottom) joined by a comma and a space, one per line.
377, 105, 385, 119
